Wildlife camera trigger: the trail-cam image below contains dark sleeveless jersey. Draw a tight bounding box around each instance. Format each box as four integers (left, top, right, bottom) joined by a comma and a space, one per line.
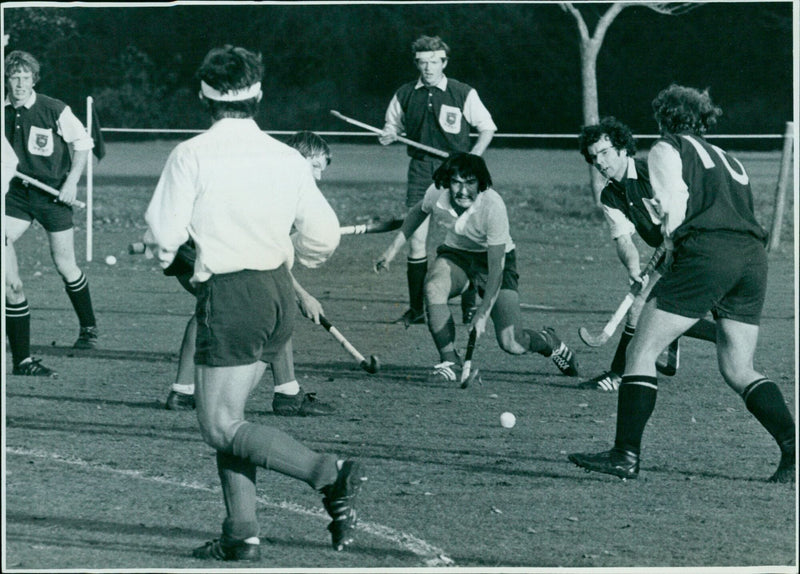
600, 157, 663, 248
658, 133, 767, 245
395, 78, 474, 158
5, 93, 74, 188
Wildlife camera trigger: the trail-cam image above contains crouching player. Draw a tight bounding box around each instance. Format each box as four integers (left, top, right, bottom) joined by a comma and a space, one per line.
374, 153, 579, 383
162, 131, 335, 417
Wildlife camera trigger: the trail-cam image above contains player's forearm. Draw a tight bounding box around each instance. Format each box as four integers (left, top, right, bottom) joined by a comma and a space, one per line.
63, 149, 90, 188
614, 234, 641, 278
400, 203, 429, 239
470, 130, 495, 157
479, 245, 505, 313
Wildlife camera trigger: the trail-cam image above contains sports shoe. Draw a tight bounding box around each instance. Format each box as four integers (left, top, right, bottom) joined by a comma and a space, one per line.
12, 358, 57, 378
272, 389, 335, 416
398, 308, 425, 328
73, 326, 99, 349
428, 361, 459, 383
541, 327, 580, 376
165, 390, 195, 411
656, 338, 680, 376
321, 460, 367, 551
568, 448, 640, 479
768, 438, 796, 483
578, 371, 621, 391
192, 535, 260, 561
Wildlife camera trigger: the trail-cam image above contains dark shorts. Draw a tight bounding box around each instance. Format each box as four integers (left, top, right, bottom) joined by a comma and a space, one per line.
407, 157, 444, 208
436, 245, 520, 295
652, 231, 767, 325
194, 267, 295, 367
5, 178, 74, 233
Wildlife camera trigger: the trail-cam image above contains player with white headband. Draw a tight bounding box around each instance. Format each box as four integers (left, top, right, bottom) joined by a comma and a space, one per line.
379, 35, 497, 328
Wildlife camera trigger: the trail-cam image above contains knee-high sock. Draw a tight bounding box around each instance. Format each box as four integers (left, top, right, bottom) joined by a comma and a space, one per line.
614, 375, 658, 455
461, 283, 477, 311
523, 329, 551, 355
426, 303, 457, 363
64, 272, 96, 327
5, 299, 31, 366
742, 378, 796, 448
217, 450, 259, 540
407, 257, 427, 314
231, 422, 338, 490
610, 325, 636, 374
684, 319, 716, 343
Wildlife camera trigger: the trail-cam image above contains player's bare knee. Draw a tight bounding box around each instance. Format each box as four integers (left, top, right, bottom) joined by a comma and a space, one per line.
5, 278, 25, 303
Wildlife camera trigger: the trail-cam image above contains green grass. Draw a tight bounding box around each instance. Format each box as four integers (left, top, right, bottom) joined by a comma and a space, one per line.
3, 143, 796, 570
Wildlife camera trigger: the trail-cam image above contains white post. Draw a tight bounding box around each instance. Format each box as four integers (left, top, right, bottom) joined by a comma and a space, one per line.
767, 121, 794, 252
86, 96, 94, 262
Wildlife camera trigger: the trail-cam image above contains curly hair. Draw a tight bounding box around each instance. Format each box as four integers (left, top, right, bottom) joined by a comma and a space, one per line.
578, 117, 636, 165
412, 35, 450, 58
197, 45, 263, 119
285, 131, 331, 165
433, 153, 492, 192
4, 50, 40, 83
652, 84, 722, 136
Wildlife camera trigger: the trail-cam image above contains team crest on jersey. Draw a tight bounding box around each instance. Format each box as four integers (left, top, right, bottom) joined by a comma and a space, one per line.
28, 126, 54, 157
439, 104, 462, 134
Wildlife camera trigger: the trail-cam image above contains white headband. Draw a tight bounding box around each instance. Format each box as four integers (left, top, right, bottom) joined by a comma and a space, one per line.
415, 50, 447, 60
200, 81, 262, 101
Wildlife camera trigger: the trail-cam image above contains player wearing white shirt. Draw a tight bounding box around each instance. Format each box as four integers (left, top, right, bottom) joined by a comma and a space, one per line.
375, 153, 579, 384
145, 45, 366, 561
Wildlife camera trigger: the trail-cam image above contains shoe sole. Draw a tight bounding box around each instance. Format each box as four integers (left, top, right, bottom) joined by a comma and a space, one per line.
328, 461, 367, 551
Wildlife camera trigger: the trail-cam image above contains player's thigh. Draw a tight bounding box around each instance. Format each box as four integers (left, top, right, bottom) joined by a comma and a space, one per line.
629, 270, 662, 326
715, 318, 761, 391
425, 256, 468, 303
195, 362, 268, 448
626, 298, 697, 375
4, 215, 31, 243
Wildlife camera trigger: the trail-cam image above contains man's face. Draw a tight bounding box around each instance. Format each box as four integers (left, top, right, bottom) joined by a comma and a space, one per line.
415, 53, 447, 87
306, 154, 329, 181
449, 172, 479, 211
587, 135, 628, 181
6, 69, 35, 106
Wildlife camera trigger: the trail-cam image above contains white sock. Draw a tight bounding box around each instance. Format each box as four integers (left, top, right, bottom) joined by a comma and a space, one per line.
171, 383, 194, 395
273, 380, 300, 395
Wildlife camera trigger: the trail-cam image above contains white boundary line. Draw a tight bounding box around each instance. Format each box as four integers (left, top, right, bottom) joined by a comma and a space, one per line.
6, 447, 455, 568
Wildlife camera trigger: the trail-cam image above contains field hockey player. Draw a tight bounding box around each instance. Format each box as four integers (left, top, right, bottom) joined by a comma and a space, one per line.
375, 153, 580, 384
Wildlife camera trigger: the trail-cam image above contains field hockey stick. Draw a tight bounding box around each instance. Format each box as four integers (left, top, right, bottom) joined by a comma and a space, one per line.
330, 110, 449, 159
318, 315, 380, 374
460, 328, 480, 389
14, 171, 86, 208
578, 244, 667, 347
340, 218, 404, 236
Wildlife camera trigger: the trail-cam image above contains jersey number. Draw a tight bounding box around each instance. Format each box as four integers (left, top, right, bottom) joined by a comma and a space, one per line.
682, 135, 749, 185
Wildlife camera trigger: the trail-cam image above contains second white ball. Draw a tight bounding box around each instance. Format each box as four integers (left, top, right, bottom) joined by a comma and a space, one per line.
500, 412, 516, 428
105, 255, 117, 266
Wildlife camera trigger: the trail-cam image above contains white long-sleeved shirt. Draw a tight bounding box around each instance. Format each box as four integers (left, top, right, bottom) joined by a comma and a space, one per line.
647, 140, 689, 238
144, 118, 339, 283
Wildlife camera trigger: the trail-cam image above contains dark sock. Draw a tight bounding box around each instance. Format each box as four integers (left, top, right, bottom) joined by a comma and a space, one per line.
461, 284, 477, 311
742, 378, 796, 447
426, 303, 458, 363
217, 451, 259, 540
230, 422, 338, 490
64, 272, 96, 327
6, 299, 31, 366
407, 257, 427, 314
685, 319, 716, 343
523, 329, 551, 355
614, 375, 658, 454
610, 325, 635, 374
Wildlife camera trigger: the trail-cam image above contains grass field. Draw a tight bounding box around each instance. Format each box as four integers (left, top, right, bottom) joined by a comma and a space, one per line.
3, 142, 797, 571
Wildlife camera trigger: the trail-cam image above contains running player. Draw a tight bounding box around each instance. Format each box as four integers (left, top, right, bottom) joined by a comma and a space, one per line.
145, 45, 366, 559
569, 85, 795, 482
163, 131, 335, 417
577, 117, 716, 391
375, 153, 579, 383
379, 35, 497, 327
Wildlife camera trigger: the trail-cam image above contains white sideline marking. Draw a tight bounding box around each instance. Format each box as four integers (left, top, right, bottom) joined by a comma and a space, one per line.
7, 447, 455, 567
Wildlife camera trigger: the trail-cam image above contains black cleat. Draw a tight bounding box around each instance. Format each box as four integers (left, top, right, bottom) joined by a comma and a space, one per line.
12, 358, 57, 378
656, 338, 680, 376
73, 326, 99, 349
541, 327, 580, 376
192, 536, 260, 561
768, 439, 796, 483
321, 460, 367, 551
165, 390, 195, 411
272, 389, 335, 416
397, 308, 425, 328
578, 371, 621, 391
568, 448, 640, 479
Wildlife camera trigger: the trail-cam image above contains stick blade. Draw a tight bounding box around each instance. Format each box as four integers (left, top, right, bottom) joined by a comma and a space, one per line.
579, 327, 608, 348
361, 355, 380, 374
